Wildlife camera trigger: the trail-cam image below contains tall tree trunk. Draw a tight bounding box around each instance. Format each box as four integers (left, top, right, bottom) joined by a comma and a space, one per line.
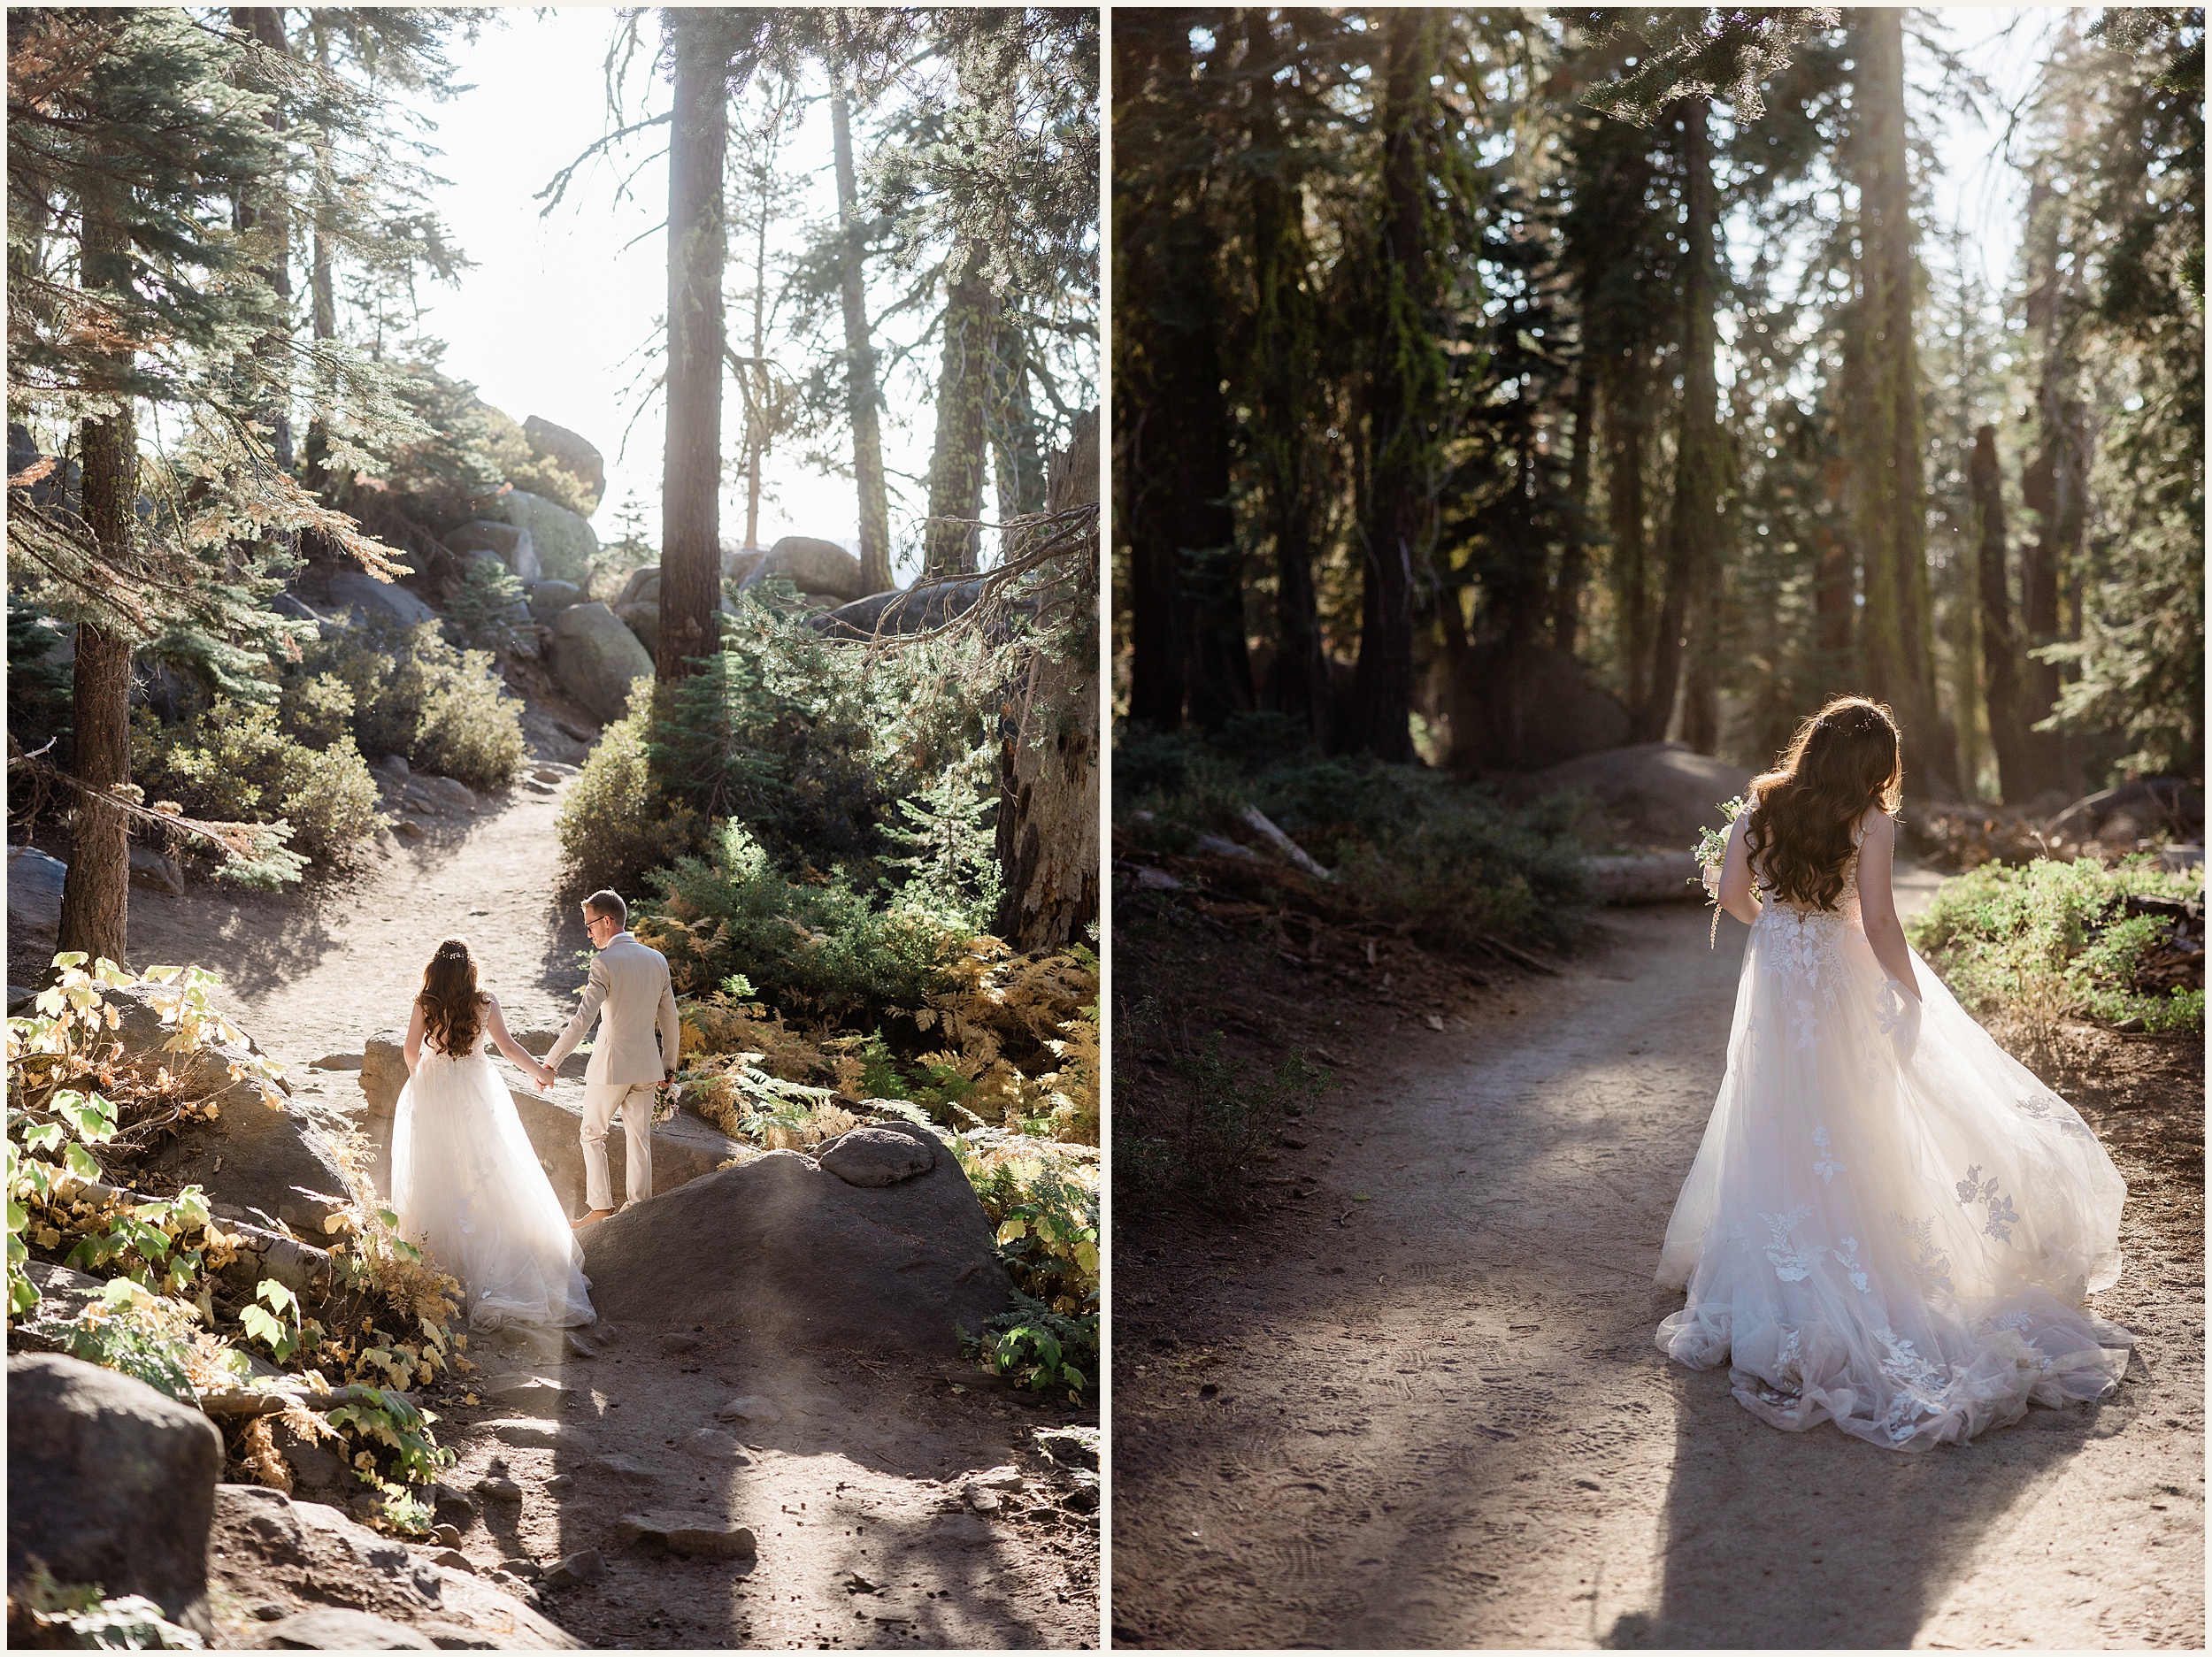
742, 137, 771, 554
1604, 355, 1654, 717
1350, 9, 1437, 764
1551, 359, 1598, 656
1244, 13, 1328, 743
58, 203, 136, 969
1847, 9, 1955, 793
1969, 424, 2033, 801
2019, 160, 2083, 804
829, 63, 891, 593
1116, 222, 1187, 730
301, 23, 335, 510
1640, 98, 1724, 748
995, 410, 1100, 951
658, 7, 728, 682
922, 254, 997, 578
989, 320, 1048, 531
233, 7, 293, 475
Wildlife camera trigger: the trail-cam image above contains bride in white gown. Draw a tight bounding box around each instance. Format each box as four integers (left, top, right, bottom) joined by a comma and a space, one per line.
391, 938, 595, 1331
1658, 696, 2131, 1450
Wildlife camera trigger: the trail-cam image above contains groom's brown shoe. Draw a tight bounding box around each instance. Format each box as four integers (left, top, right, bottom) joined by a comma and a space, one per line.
571, 1208, 616, 1230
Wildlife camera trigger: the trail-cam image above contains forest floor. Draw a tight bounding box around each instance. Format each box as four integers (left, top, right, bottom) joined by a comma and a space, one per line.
12, 697, 1099, 1652
1110, 872, 2204, 1650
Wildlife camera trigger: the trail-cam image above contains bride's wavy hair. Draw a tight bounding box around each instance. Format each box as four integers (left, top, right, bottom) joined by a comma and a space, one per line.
1745, 696, 1904, 909
418, 938, 484, 1056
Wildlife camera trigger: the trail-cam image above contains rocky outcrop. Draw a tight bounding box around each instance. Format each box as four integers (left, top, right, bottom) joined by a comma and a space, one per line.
84, 981, 356, 1236
326, 572, 439, 632
445, 520, 542, 584
523, 417, 605, 517
526, 579, 582, 621
616, 601, 658, 660
8, 1353, 227, 1636
357, 1032, 744, 1212
487, 490, 596, 586
1529, 741, 1753, 849
738, 536, 869, 605
9, 844, 65, 945
577, 1123, 1010, 1356
547, 602, 652, 725
1446, 639, 1632, 774
719, 543, 764, 586
206, 1483, 577, 1648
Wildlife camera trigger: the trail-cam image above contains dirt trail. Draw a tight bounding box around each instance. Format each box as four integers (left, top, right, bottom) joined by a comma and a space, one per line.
1112, 896, 2203, 1650
85, 748, 1098, 1649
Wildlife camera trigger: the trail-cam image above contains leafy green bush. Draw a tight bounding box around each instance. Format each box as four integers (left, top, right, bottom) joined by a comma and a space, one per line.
132, 701, 382, 867
1909, 856, 2205, 1040
291, 620, 525, 791
555, 695, 705, 896
638, 819, 973, 1019
1118, 714, 1593, 952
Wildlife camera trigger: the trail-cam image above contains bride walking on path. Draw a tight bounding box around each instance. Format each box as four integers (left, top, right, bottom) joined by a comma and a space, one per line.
1659, 697, 2133, 1449
392, 937, 595, 1331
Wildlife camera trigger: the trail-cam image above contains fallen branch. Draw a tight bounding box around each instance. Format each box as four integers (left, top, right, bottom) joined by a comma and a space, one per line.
1240, 806, 1335, 882
1471, 932, 1564, 977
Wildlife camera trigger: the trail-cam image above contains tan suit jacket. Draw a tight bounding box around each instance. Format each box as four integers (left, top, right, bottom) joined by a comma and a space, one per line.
544, 932, 680, 1085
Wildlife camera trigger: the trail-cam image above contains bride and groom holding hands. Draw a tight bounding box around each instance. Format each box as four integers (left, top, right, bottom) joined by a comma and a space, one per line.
388, 887, 682, 1331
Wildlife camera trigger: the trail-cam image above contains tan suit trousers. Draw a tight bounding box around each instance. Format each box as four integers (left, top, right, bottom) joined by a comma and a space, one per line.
582, 1079, 655, 1213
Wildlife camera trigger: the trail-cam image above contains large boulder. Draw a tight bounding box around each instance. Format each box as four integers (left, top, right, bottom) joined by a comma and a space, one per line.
486, 489, 596, 586
525, 579, 582, 622
357, 1032, 742, 1211
577, 1122, 1011, 1356
8, 1353, 227, 1635
207, 1484, 576, 1648
1529, 740, 1753, 849
1446, 639, 1632, 773
616, 601, 658, 661
740, 536, 869, 604
90, 982, 354, 1235
810, 579, 990, 641
615, 565, 660, 610
9, 845, 65, 945
547, 602, 652, 725
522, 416, 605, 517
326, 572, 439, 632
444, 520, 542, 584
719, 543, 764, 586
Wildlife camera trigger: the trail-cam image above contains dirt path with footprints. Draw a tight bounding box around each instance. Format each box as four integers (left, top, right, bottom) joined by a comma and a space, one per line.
1112, 894, 2202, 1650
81, 727, 1099, 1651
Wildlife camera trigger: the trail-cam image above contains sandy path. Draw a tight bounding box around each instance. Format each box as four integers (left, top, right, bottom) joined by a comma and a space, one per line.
1112, 897, 2203, 1649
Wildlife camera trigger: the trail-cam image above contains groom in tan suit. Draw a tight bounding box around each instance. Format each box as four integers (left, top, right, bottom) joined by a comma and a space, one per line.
540, 889, 680, 1227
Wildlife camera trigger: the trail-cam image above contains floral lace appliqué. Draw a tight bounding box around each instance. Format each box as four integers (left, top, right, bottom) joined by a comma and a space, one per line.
1872, 1324, 1955, 1443
1811, 1123, 1844, 1184
1890, 1211, 1955, 1295
1762, 1204, 1823, 1282
1956, 1164, 2020, 1243
1833, 1235, 1871, 1292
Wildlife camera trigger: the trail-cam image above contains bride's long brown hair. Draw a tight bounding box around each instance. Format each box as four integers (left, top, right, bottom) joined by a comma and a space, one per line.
1745, 696, 1904, 909
418, 938, 486, 1056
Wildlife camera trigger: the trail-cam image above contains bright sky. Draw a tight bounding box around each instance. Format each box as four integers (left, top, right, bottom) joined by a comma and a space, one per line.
398, 8, 938, 580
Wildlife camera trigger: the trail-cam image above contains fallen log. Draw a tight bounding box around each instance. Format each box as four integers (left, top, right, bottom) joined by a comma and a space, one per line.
1239, 806, 1336, 882
1585, 851, 1703, 905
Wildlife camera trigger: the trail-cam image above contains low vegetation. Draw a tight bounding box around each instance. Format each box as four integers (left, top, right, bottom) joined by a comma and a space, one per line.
7, 957, 470, 1534
1909, 855, 2205, 1044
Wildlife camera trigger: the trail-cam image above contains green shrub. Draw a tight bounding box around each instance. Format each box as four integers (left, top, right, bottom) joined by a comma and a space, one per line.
278, 671, 356, 751
132, 701, 382, 867
1117, 716, 1592, 952
293, 620, 525, 791
1909, 855, 2205, 1040
556, 696, 704, 896
638, 819, 973, 1019
1123, 1034, 1326, 1216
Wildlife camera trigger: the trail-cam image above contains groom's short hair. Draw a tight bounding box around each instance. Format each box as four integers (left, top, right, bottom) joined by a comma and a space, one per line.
584, 889, 626, 928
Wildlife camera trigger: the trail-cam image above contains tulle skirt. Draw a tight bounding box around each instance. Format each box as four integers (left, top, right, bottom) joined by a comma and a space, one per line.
1656, 901, 2131, 1450
391, 1049, 595, 1331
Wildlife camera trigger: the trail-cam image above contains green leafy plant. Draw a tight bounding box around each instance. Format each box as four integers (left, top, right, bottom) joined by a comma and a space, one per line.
964, 1289, 1095, 1404
239, 1277, 304, 1365
295, 619, 526, 791
556, 692, 704, 894
1910, 855, 2205, 1042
